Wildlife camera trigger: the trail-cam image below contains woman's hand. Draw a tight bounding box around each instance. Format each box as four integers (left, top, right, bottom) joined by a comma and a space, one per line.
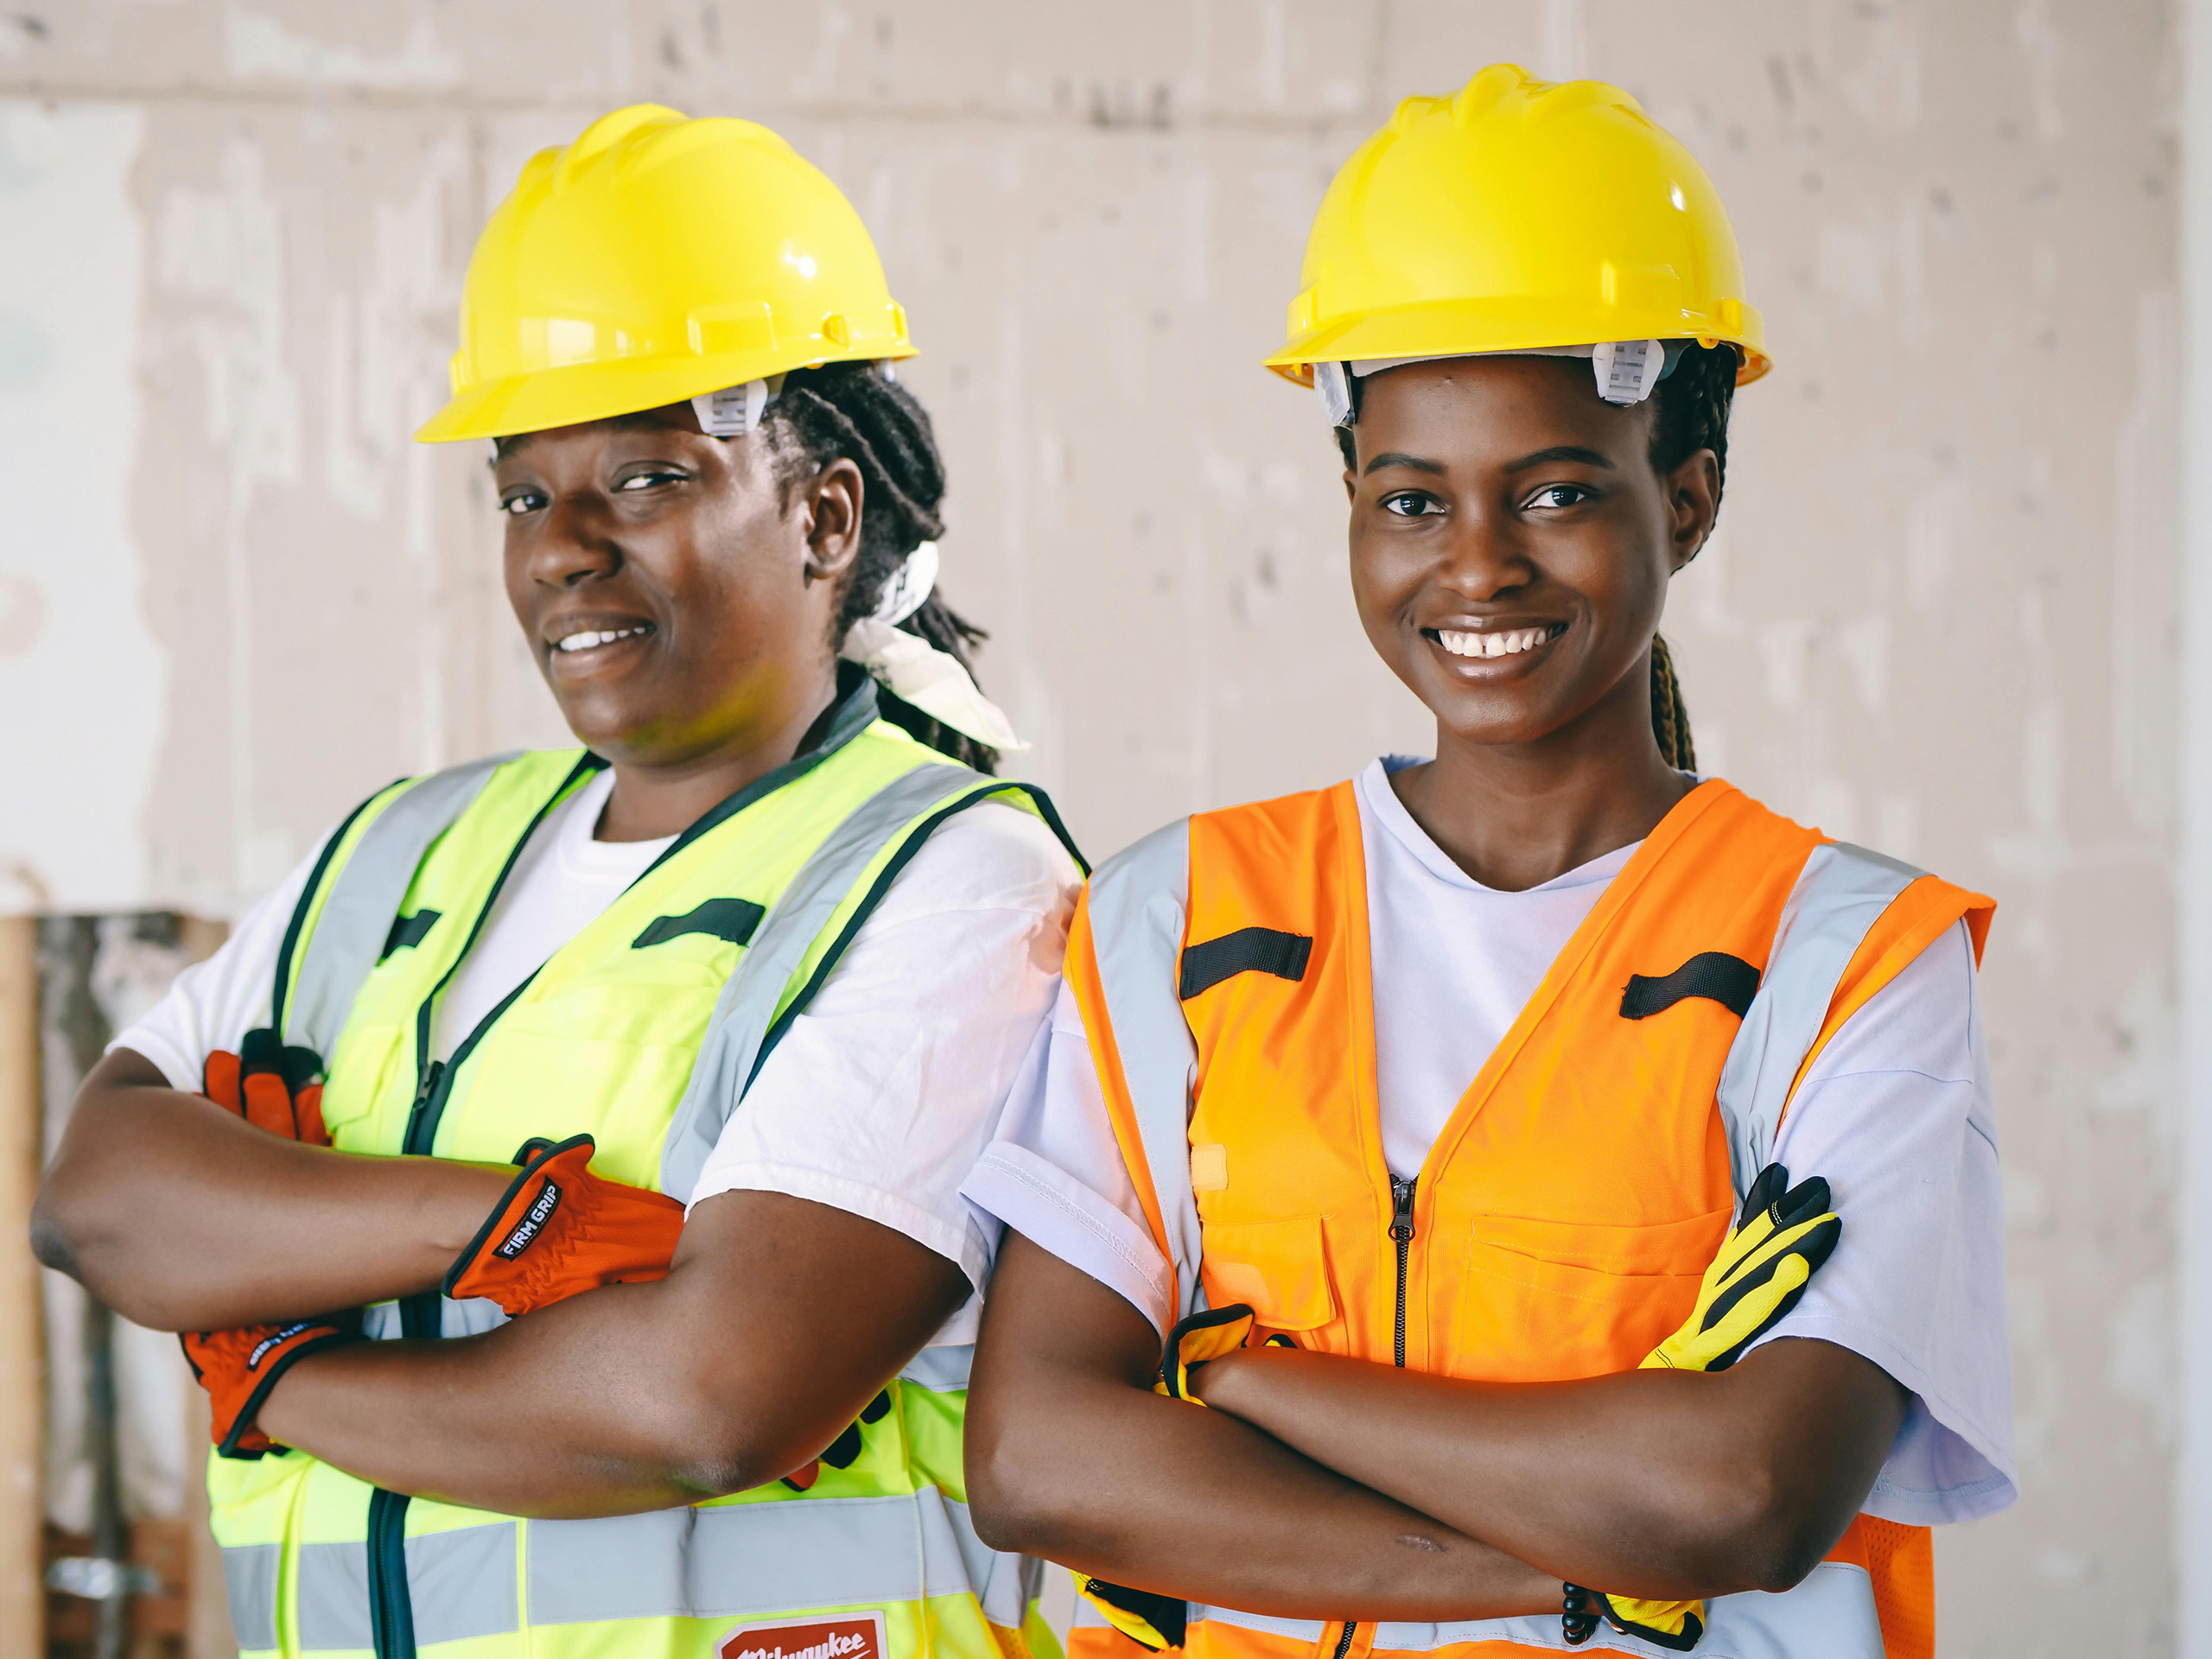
34, 1048, 510, 1331
965, 1230, 1563, 1623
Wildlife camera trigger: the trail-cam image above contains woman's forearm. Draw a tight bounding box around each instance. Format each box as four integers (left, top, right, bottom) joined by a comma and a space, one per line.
1194, 1338, 1906, 1600
256, 1190, 972, 1518
967, 1235, 1560, 1623
34, 1049, 508, 1331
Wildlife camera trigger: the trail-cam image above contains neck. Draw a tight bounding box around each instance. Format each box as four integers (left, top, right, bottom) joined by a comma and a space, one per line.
594, 671, 844, 842
1391, 665, 1694, 893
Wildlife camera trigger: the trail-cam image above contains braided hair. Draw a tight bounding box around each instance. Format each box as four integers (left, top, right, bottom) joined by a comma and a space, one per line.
761, 361, 1000, 772
1643, 343, 1738, 772
1330, 342, 1737, 772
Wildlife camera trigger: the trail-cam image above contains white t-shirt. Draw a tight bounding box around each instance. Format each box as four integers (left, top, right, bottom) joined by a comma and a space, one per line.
114, 761, 1084, 1350
960, 759, 2017, 1526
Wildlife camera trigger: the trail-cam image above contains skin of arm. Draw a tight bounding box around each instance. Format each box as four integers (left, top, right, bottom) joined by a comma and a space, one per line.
1192, 1337, 1907, 1599
33, 1049, 510, 1332
255, 1189, 969, 1516
965, 1232, 1562, 1622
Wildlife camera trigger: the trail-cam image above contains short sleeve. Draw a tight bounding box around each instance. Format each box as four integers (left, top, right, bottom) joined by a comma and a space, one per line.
106, 845, 321, 1092
687, 803, 1081, 1347
1756, 918, 2018, 1525
961, 980, 1176, 1337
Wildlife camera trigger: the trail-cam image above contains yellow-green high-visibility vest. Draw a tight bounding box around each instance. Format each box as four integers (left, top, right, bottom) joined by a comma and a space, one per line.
208, 675, 1081, 1659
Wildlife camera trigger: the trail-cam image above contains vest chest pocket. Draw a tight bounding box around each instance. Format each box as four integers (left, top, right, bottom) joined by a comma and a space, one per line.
317, 1024, 409, 1152
1198, 1216, 1337, 1333
1454, 1206, 1732, 1383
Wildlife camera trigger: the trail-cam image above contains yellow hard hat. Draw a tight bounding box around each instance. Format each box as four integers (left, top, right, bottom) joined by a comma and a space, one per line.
416, 105, 914, 443
1267, 65, 1768, 392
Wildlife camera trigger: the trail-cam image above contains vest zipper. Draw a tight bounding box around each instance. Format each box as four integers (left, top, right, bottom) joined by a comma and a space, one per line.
1389, 1175, 1417, 1370
1331, 1620, 1358, 1659
371, 760, 595, 1659
365, 1487, 415, 1659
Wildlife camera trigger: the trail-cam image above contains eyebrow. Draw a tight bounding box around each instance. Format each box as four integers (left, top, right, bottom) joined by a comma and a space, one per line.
1504, 445, 1614, 471
1362, 451, 1448, 476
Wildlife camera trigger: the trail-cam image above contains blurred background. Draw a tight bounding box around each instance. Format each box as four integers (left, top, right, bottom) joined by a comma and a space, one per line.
0, 2, 2196, 1656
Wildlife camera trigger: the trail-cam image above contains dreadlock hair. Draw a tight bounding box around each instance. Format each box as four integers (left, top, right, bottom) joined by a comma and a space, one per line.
761, 360, 1000, 773
1328, 341, 1738, 772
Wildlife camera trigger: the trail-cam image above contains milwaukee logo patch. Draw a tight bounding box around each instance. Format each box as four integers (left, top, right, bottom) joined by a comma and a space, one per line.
497, 1179, 563, 1259
719, 1612, 885, 1659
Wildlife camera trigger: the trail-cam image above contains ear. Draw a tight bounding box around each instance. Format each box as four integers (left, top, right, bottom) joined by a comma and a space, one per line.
799, 456, 866, 585
1665, 448, 1721, 572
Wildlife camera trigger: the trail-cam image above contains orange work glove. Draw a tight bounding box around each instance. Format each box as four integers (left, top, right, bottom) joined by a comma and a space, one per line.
181, 1313, 363, 1459
202, 1027, 329, 1146
442, 1133, 686, 1317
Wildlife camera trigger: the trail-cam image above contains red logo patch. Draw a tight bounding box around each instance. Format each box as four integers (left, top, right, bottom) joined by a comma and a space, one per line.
719, 1612, 885, 1659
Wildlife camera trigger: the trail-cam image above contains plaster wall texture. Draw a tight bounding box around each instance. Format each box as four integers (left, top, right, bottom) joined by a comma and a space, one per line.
0, 3, 2179, 1654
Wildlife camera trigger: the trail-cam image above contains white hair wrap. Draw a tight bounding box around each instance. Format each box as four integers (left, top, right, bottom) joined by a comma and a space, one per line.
838, 542, 1028, 753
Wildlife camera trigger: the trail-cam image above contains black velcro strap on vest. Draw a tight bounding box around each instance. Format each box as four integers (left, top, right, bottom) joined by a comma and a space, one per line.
379, 909, 442, 961
632, 898, 767, 950
1620, 951, 1761, 1020
1179, 927, 1313, 1001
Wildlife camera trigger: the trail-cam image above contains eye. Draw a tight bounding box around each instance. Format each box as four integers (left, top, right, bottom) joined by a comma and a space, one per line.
499, 489, 547, 518
1381, 492, 1441, 518
1523, 483, 1592, 511
614, 467, 686, 493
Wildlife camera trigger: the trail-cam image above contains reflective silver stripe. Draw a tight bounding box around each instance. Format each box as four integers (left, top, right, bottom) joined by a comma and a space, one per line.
294, 1523, 517, 1650
220, 1542, 279, 1653
283, 753, 514, 1057
1192, 1560, 1884, 1657
524, 1486, 1001, 1624
898, 1344, 974, 1392
1713, 842, 1923, 1202
1083, 819, 1206, 1318
659, 761, 988, 1200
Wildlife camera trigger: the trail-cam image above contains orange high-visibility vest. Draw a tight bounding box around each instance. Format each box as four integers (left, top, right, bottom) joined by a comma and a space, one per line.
1063, 779, 1993, 1659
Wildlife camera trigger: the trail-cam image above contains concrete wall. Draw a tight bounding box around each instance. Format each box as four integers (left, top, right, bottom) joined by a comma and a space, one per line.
0, 3, 2181, 1653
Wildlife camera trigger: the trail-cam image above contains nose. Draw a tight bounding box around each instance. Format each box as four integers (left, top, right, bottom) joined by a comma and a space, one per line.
524, 493, 621, 588
1437, 501, 1535, 602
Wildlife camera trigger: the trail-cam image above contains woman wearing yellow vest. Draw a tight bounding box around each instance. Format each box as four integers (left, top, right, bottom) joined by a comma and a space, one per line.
962, 67, 2013, 1659
35, 108, 1082, 1659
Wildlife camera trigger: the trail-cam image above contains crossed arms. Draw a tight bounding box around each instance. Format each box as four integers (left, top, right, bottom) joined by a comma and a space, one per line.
33, 1049, 971, 1517
964, 1230, 1906, 1623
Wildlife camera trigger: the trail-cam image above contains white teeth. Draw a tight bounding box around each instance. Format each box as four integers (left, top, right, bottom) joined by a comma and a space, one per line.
554, 626, 648, 654
1437, 626, 1553, 659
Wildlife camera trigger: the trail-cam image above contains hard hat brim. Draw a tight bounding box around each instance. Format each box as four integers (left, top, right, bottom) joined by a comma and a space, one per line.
1265, 297, 1771, 390
415, 341, 919, 445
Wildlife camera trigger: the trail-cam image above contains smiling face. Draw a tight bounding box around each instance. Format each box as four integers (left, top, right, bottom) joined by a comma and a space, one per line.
1345, 355, 1719, 756
492, 404, 861, 772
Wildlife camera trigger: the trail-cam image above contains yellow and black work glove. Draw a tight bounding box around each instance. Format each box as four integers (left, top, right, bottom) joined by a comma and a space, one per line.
1562, 1584, 1703, 1652
1154, 1305, 1298, 1403
1074, 1577, 1186, 1652
781, 1389, 893, 1492
1563, 1163, 1843, 1651
1643, 1160, 1840, 1375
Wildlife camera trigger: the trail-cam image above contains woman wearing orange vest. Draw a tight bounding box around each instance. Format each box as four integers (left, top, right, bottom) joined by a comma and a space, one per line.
961, 66, 2013, 1659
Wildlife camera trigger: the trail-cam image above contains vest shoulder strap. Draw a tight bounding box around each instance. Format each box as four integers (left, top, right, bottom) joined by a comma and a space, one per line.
275, 752, 528, 1058
1714, 840, 1993, 1200
658, 763, 1085, 1202
1070, 816, 1204, 1319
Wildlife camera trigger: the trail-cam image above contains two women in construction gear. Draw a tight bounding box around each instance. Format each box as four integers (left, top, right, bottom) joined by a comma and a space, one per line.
961, 64, 2013, 1659
32, 60, 2017, 1659
39, 105, 1082, 1659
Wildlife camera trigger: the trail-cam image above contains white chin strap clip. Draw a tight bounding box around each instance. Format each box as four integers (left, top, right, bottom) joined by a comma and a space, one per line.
838, 541, 1029, 753
691, 376, 782, 437
692, 360, 902, 437
1320, 340, 1676, 427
